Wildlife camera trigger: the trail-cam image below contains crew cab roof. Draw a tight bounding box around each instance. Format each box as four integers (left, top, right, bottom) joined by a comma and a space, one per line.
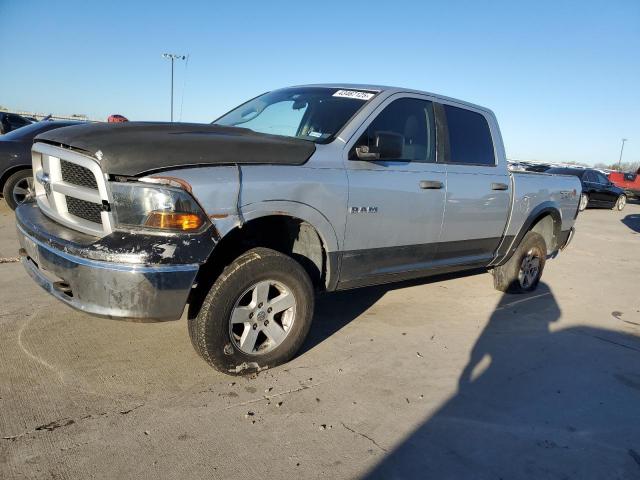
292, 83, 495, 116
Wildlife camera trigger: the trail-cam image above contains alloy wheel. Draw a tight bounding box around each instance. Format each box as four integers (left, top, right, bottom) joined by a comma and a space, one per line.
229, 280, 296, 355
579, 193, 588, 211
12, 176, 34, 205
518, 248, 542, 290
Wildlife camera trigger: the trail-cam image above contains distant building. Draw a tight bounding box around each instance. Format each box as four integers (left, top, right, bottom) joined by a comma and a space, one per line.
0, 108, 94, 122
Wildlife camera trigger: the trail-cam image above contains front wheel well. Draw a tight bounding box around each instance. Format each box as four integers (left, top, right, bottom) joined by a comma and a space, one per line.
188, 215, 327, 319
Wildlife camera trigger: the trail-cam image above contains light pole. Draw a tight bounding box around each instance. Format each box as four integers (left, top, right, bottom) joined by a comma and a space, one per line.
162, 53, 186, 122
617, 138, 628, 170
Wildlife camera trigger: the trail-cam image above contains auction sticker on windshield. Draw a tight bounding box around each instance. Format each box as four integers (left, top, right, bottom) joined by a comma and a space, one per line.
332, 90, 375, 100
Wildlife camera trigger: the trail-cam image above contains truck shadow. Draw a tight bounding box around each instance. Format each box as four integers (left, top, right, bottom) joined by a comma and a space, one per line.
301, 269, 486, 355
621, 213, 640, 233
361, 284, 640, 479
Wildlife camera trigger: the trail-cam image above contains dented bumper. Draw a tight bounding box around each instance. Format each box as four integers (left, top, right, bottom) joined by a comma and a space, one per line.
16, 203, 202, 321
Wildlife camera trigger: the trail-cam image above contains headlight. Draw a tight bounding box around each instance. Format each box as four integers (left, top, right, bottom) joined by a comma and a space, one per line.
110, 180, 209, 232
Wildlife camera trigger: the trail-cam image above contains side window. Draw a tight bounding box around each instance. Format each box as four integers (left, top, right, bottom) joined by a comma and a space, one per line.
442, 105, 495, 166
351, 98, 435, 162
8, 114, 29, 129
595, 172, 609, 184
583, 171, 595, 183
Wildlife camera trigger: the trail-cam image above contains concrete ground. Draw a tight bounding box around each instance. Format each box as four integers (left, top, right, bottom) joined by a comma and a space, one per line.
1, 200, 639, 479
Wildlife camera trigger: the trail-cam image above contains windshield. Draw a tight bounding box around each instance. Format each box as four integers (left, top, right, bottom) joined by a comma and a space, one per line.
213, 87, 377, 143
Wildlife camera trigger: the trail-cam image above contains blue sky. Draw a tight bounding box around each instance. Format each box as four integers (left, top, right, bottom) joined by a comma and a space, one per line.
1, 0, 638, 165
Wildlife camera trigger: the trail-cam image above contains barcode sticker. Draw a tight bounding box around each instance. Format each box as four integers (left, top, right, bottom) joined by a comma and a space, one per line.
332, 90, 375, 101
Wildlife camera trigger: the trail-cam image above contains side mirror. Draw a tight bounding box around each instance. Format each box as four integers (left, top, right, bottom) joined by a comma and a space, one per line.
355, 145, 380, 161
354, 131, 404, 161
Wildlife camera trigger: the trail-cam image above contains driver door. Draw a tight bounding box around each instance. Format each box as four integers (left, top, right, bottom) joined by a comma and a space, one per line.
339, 95, 446, 287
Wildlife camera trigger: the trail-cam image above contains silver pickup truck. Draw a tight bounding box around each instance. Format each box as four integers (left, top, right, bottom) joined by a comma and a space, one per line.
15, 84, 581, 374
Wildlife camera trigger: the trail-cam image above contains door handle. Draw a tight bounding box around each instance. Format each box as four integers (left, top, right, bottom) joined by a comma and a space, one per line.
420, 180, 444, 189
491, 182, 509, 191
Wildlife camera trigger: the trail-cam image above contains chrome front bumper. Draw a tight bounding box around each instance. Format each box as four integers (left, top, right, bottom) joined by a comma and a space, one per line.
559, 227, 575, 251
16, 212, 199, 321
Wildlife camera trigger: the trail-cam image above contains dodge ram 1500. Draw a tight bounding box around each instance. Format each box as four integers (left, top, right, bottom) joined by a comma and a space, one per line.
16, 84, 581, 374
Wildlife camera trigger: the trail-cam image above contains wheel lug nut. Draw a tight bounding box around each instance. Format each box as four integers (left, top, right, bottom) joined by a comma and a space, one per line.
258, 302, 263, 308
264, 320, 269, 326
252, 323, 257, 330
249, 312, 254, 319
267, 307, 272, 313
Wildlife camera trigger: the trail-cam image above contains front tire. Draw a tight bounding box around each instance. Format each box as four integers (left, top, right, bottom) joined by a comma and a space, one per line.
189, 247, 314, 375
492, 231, 546, 293
3, 169, 34, 210
613, 194, 626, 211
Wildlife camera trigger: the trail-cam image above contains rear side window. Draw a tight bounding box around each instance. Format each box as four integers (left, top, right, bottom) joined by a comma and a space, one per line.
442, 105, 495, 166
594, 171, 609, 184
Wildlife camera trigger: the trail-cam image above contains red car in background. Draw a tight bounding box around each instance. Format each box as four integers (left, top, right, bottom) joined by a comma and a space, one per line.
609, 168, 640, 199
108, 114, 129, 123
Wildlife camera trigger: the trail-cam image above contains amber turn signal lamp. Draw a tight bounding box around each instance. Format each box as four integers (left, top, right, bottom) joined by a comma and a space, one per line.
145, 211, 204, 231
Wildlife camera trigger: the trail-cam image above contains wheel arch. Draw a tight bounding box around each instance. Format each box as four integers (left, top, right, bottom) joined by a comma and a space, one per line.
494, 203, 563, 266
188, 203, 340, 318
237, 200, 341, 252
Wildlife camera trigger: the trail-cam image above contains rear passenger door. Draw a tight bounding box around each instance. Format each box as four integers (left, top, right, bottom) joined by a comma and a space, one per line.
340, 95, 446, 286
583, 171, 607, 205
592, 171, 619, 206
434, 103, 511, 266
582, 171, 598, 203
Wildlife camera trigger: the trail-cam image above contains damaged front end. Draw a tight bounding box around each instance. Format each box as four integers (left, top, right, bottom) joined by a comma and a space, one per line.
16, 201, 216, 320
16, 142, 217, 320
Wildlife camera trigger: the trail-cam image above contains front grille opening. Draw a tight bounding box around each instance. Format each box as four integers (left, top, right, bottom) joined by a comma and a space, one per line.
66, 196, 102, 224
61, 160, 98, 189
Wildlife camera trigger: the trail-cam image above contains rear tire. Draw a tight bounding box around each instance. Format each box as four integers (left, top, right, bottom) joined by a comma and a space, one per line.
188, 247, 314, 375
492, 231, 546, 293
578, 193, 589, 212
2, 169, 34, 210
613, 194, 626, 211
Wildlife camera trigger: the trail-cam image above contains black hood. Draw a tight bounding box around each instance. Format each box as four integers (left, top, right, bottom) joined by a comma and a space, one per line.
34, 122, 316, 176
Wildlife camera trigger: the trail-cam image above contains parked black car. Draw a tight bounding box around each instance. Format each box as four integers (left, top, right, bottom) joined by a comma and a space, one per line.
0, 112, 35, 135
1, 121, 83, 209
545, 167, 626, 211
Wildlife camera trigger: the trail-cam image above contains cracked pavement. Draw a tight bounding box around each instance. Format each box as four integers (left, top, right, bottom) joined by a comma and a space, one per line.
1, 201, 640, 479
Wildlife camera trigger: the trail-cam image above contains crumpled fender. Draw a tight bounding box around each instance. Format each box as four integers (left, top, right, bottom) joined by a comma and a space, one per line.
214, 200, 341, 254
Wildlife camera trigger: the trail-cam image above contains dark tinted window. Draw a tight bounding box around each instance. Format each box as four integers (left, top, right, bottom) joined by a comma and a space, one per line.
545, 168, 583, 178
351, 98, 435, 162
594, 171, 609, 184
583, 171, 596, 182
443, 105, 495, 165
7, 114, 30, 129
